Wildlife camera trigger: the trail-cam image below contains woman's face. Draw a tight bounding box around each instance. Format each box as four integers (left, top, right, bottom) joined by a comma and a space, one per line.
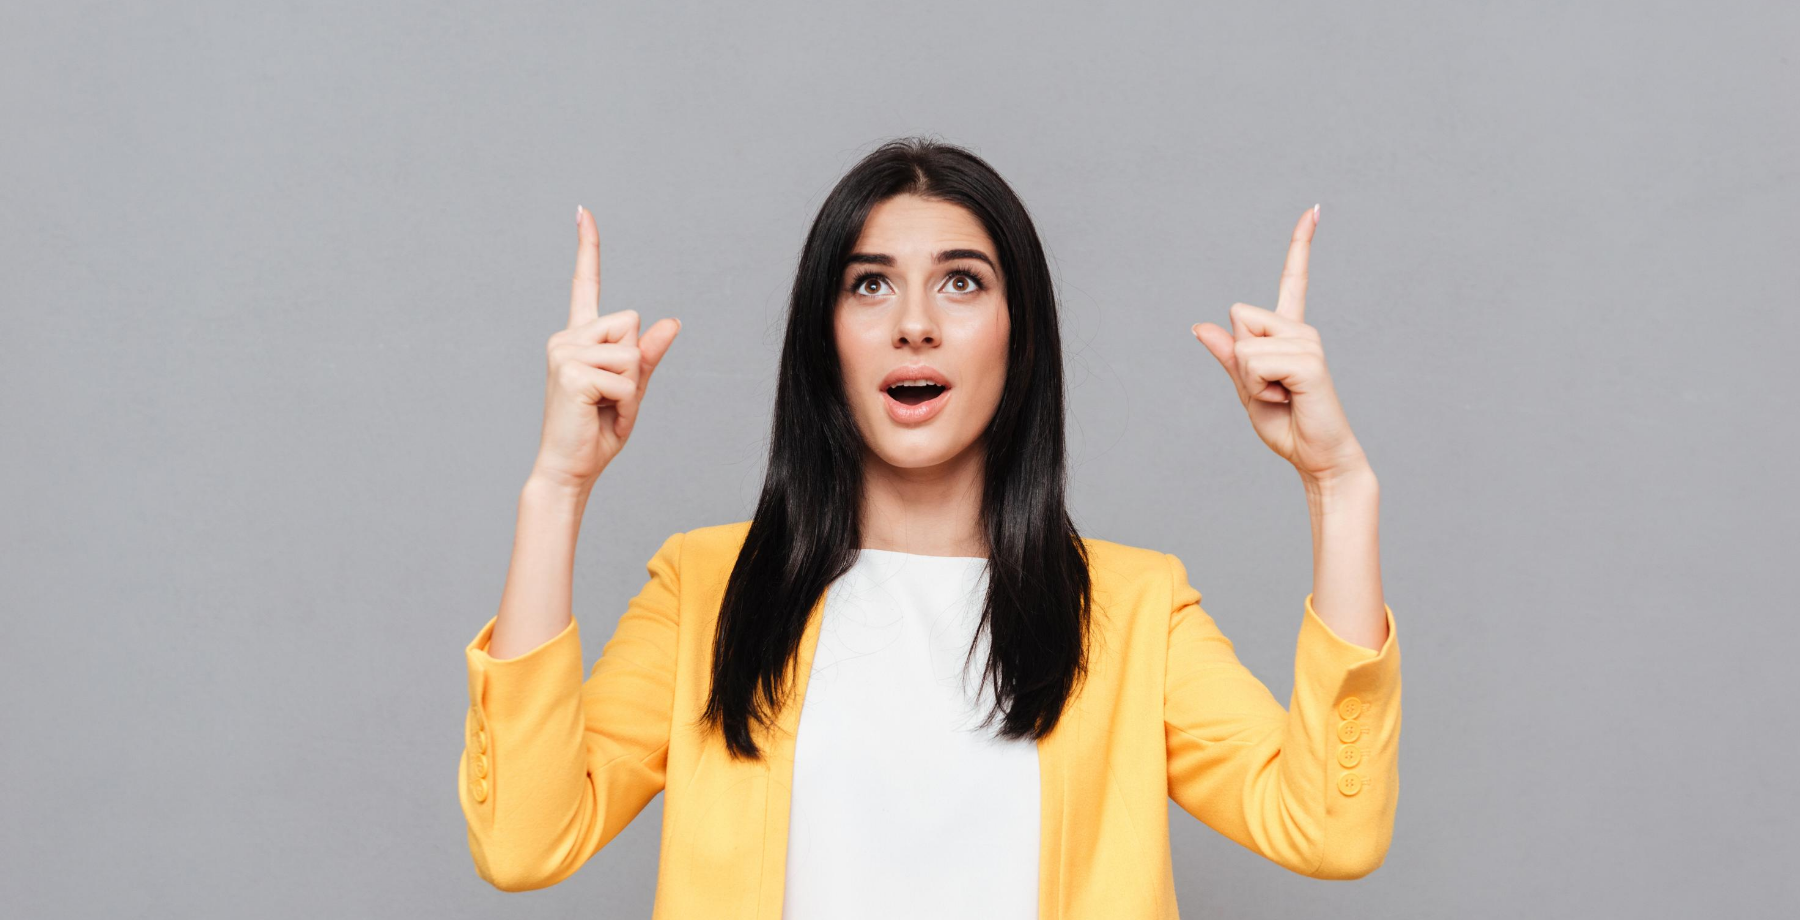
834, 194, 1011, 473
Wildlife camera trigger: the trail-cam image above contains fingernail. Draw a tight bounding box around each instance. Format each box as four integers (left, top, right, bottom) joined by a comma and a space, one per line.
1190, 323, 1201, 337
576, 204, 584, 226
1312, 202, 1321, 225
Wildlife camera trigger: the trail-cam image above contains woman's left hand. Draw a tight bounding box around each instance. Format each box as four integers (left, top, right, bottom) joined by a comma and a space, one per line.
1191, 205, 1370, 484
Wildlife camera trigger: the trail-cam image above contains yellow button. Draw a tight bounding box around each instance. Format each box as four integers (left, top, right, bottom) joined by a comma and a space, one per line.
1337, 772, 1362, 796
471, 777, 489, 802
474, 755, 488, 779
1336, 720, 1362, 743
469, 709, 488, 749
1337, 744, 1362, 768
1337, 697, 1363, 720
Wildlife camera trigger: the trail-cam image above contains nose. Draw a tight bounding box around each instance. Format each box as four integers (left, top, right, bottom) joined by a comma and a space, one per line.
894, 286, 939, 347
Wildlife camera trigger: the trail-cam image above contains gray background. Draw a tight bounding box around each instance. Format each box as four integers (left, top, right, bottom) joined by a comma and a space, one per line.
4, 0, 1794, 916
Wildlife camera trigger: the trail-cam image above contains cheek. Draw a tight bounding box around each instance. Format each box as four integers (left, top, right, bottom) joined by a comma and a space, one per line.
972, 309, 1010, 391
833, 310, 867, 374
834, 311, 887, 401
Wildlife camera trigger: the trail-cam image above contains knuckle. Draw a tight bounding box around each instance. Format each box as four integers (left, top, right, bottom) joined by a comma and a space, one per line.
555, 361, 586, 389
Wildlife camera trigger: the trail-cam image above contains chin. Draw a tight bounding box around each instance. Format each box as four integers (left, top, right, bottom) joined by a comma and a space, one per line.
863, 425, 980, 470
869, 444, 957, 470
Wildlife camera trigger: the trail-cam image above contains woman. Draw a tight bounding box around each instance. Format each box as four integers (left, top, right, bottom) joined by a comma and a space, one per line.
457, 137, 1401, 918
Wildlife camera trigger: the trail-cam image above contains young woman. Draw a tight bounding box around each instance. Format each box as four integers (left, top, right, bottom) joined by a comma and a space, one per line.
457, 138, 1401, 918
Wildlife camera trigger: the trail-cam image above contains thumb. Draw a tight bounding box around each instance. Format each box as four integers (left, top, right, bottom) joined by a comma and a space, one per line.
1191, 322, 1248, 403
637, 317, 681, 394
615, 317, 681, 440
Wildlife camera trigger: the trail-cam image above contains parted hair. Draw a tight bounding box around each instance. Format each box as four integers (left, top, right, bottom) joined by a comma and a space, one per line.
695, 136, 1095, 761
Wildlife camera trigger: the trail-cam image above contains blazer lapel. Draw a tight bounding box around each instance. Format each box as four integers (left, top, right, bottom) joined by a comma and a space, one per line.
1036, 667, 1074, 920
755, 582, 831, 919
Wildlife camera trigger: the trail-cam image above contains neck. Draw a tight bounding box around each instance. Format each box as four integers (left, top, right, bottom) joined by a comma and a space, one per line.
859, 442, 987, 557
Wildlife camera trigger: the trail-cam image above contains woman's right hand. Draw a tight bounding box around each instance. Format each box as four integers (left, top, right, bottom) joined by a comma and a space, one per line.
532, 204, 681, 491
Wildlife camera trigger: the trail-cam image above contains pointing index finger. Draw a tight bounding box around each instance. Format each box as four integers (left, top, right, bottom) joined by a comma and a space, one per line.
569, 204, 601, 329
1275, 203, 1318, 321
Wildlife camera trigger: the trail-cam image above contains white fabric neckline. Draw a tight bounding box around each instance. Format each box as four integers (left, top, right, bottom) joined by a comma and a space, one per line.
781, 543, 1039, 919
855, 547, 989, 562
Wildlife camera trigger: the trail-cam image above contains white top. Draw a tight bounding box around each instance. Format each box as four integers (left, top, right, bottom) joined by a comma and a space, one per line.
781, 548, 1040, 919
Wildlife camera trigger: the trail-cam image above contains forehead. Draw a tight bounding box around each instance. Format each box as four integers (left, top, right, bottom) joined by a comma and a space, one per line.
851, 194, 994, 257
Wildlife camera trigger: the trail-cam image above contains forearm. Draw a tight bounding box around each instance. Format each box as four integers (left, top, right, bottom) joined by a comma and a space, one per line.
488, 474, 595, 660
1302, 464, 1388, 652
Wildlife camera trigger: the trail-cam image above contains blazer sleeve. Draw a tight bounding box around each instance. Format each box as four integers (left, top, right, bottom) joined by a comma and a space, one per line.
457, 531, 684, 891
1162, 552, 1401, 880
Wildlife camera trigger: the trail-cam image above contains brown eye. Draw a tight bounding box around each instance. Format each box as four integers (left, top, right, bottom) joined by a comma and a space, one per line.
945, 269, 986, 294
848, 272, 891, 296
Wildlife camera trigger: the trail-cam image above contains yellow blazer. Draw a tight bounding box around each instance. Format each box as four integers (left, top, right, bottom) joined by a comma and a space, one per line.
458, 520, 1402, 917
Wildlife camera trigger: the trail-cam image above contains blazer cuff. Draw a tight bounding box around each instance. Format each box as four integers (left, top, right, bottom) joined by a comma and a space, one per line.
1290, 594, 1402, 878
1299, 593, 1395, 662
1294, 593, 1400, 738
464, 614, 583, 725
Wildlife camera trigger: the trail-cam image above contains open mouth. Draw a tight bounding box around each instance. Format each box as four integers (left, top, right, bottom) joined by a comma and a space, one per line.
885, 383, 947, 406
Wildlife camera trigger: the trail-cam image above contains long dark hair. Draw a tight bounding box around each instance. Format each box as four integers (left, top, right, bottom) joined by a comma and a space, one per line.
696, 136, 1095, 761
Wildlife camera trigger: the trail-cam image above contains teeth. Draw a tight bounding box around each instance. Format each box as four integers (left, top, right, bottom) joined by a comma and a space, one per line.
889, 379, 942, 387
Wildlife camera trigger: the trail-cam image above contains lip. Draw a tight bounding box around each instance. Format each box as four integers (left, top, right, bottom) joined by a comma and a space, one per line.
882, 385, 952, 425
878, 363, 954, 425
878, 363, 952, 391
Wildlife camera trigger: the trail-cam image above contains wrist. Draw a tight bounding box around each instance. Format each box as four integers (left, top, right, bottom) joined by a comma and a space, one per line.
524, 467, 598, 505
1301, 462, 1378, 506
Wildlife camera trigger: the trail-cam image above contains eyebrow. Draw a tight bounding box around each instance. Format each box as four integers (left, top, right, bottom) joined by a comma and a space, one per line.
843, 249, 998, 272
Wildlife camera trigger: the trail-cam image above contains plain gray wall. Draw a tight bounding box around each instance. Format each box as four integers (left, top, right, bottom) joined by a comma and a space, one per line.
4, 0, 1794, 916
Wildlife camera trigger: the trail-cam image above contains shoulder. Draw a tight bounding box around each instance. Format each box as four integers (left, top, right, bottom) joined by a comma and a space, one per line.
627, 521, 751, 575
649, 519, 755, 576
678, 519, 753, 553
1079, 533, 1173, 584
1078, 536, 1183, 639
